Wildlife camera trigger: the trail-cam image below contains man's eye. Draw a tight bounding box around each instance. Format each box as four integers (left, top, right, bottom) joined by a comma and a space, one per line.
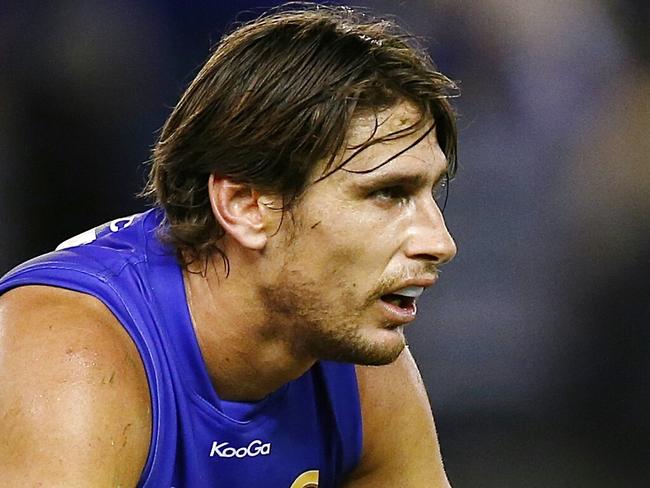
432, 176, 449, 209
370, 186, 408, 202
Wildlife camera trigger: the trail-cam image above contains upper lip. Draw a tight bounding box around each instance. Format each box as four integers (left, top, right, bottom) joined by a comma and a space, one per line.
382, 276, 438, 296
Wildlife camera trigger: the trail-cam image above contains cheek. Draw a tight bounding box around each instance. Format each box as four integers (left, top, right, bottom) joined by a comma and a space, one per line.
306, 219, 395, 282
305, 232, 361, 275
293, 198, 404, 278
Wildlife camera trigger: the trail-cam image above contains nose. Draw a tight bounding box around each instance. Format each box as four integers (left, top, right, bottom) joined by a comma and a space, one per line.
405, 196, 457, 265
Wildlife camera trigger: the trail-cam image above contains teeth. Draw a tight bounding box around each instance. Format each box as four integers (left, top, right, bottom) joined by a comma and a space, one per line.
392, 286, 424, 298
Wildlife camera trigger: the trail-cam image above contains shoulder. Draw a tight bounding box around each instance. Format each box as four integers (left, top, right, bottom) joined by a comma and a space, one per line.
346, 348, 452, 487
0, 285, 151, 486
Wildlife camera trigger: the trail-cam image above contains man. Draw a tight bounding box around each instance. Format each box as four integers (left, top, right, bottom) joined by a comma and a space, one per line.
0, 5, 458, 487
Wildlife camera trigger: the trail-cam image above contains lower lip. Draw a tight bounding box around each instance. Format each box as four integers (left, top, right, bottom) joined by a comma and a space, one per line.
378, 299, 417, 324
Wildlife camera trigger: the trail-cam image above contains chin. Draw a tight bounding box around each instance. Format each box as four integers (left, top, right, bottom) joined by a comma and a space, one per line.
317, 328, 406, 366
354, 351, 403, 366
356, 339, 406, 366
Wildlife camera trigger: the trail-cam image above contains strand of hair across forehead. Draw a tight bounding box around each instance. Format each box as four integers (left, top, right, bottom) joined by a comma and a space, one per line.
312, 122, 435, 183
311, 122, 451, 212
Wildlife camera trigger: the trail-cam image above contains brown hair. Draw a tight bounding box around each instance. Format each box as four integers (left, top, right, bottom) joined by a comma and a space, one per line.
143, 3, 459, 267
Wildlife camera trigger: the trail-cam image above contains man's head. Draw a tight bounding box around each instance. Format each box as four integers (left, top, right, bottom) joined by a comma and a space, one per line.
253, 100, 457, 365
145, 4, 458, 269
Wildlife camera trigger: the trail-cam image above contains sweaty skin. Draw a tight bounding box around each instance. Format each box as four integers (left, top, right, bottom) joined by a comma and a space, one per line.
0, 101, 455, 486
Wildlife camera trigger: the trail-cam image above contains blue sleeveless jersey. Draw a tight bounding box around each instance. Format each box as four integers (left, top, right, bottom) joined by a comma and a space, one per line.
0, 210, 363, 487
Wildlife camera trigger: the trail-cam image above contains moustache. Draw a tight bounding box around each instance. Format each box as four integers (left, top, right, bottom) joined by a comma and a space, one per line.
368, 264, 441, 301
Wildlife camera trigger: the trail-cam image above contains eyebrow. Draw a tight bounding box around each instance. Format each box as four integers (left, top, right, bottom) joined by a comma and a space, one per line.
354, 167, 449, 189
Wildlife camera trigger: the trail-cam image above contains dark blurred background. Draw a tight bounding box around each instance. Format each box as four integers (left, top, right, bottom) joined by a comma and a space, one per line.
1, 1, 648, 486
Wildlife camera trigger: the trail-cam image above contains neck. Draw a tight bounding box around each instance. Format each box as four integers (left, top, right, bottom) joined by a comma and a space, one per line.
183, 255, 314, 402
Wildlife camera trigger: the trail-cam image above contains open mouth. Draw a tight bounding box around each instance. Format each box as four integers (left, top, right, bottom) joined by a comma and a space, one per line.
380, 293, 417, 313
379, 285, 424, 316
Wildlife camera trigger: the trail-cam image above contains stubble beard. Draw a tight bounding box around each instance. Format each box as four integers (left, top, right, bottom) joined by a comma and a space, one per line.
258, 208, 407, 366
258, 273, 406, 366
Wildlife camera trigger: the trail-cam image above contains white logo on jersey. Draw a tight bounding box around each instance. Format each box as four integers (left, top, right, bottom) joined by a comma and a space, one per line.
55, 214, 138, 251
209, 439, 271, 458
109, 214, 137, 232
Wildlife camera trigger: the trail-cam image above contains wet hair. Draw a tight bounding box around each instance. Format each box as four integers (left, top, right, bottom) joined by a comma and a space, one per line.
143, 3, 459, 268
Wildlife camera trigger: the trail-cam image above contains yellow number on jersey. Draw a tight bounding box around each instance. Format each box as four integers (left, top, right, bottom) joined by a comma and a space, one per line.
289, 469, 319, 488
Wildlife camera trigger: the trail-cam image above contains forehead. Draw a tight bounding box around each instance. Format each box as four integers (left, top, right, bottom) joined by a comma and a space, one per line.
337, 101, 446, 176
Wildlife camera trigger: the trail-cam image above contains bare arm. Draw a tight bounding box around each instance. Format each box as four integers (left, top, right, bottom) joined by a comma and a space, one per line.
0, 286, 151, 487
343, 348, 452, 488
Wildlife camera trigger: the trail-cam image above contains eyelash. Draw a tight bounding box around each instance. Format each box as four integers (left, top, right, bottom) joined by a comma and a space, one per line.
370, 178, 449, 205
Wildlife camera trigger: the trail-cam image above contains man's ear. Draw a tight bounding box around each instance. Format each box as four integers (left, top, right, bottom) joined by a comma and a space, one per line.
208, 174, 279, 251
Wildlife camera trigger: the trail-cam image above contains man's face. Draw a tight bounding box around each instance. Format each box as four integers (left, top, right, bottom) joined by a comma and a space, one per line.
260, 102, 457, 365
